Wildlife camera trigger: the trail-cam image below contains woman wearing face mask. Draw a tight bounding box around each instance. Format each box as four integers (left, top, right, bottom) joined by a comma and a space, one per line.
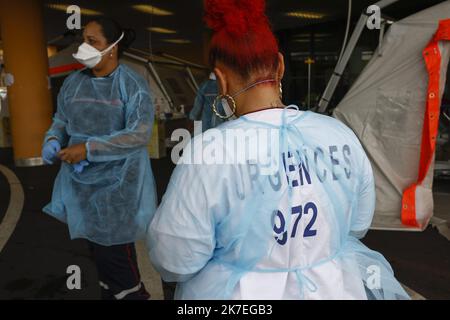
41, 18, 157, 300
146, 0, 409, 300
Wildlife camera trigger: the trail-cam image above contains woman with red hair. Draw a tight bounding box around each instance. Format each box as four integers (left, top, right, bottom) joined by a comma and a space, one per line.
147, 0, 409, 300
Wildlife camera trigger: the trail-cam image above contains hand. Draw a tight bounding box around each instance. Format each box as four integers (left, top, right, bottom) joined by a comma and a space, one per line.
59, 143, 87, 165
73, 160, 90, 173
42, 139, 61, 165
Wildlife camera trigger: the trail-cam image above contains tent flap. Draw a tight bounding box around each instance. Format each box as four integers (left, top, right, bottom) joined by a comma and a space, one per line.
334, 1, 450, 231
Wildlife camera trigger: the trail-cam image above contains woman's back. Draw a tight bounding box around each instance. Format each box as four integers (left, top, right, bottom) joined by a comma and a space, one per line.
148, 107, 408, 299
220, 108, 374, 299
148, 0, 408, 300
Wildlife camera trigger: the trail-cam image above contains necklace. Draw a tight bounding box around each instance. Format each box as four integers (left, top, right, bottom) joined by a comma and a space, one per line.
240, 106, 285, 116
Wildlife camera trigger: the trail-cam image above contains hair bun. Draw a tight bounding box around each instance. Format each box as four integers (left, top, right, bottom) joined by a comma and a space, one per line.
124, 29, 136, 45
204, 0, 268, 36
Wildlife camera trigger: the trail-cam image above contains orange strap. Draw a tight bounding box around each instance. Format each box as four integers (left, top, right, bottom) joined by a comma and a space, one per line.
401, 19, 450, 227
49, 63, 85, 76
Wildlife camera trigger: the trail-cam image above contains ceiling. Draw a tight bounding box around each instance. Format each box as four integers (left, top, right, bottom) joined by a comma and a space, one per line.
42, 0, 447, 63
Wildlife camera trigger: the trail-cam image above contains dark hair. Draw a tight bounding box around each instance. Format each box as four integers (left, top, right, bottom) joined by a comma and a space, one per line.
88, 17, 136, 57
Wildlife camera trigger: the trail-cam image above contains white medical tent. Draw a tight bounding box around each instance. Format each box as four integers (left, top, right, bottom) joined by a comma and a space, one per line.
333, 1, 450, 231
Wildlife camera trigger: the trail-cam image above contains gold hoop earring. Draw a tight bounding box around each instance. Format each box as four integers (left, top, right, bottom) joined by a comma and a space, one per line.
212, 94, 236, 119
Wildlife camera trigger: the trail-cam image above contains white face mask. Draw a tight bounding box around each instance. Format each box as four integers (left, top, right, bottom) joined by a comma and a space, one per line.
73, 32, 124, 69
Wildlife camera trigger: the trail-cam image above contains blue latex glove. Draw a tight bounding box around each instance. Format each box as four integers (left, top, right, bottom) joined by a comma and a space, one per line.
42, 139, 61, 165
73, 160, 90, 173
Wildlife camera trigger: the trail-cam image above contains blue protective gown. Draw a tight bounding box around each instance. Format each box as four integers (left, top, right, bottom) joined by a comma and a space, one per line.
189, 79, 225, 132
43, 64, 157, 246
147, 107, 409, 300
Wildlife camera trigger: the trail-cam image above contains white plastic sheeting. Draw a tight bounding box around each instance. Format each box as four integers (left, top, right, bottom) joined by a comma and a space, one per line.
334, 1, 450, 230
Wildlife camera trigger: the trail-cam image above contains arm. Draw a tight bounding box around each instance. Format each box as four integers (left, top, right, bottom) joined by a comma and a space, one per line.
86, 89, 154, 162
350, 153, 376, 239
43, 84, 70, 147
146, 162, 216, 283
189, 85, 205, 121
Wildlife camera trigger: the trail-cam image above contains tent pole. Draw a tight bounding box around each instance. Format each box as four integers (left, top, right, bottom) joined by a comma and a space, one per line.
317, 0, 400, 113
186, 67, 200, 93
157, 53, 208, 70
147, 62, 174, 109
123, 51, 175, 108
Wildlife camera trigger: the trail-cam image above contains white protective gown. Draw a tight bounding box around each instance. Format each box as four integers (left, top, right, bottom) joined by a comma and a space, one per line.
147, 106, 409, 300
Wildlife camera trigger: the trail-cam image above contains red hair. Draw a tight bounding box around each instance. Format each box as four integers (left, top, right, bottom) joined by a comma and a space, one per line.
204, 0, 279, 80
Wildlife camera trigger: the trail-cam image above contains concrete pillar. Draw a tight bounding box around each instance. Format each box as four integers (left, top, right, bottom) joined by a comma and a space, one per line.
0, 0, 53, 166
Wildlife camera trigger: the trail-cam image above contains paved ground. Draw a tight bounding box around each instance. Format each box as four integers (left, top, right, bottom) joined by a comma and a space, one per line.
0, 170, 9, 223
0, 148, 167, 300
363, 227, 450, 299
0, 147, 449, 300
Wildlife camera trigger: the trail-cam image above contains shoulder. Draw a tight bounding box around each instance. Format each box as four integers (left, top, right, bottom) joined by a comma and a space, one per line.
62, 69, 86, 86
316, 112, 372, 173
204, 80, 218, 91
307, 111, 362, 142
301, 111, 370, 170
58, 69, 88, 95
307, 111, 349, 128
118, 64, 150, 93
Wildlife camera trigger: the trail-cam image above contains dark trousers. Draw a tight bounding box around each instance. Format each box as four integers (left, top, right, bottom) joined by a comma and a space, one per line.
88, 241, 150, 300
162, 281, 177, 300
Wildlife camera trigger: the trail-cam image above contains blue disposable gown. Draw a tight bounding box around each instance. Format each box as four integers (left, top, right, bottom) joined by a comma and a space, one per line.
43, 64, 157, 246
189, 79, 225, 132
147, 107, 409, 300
